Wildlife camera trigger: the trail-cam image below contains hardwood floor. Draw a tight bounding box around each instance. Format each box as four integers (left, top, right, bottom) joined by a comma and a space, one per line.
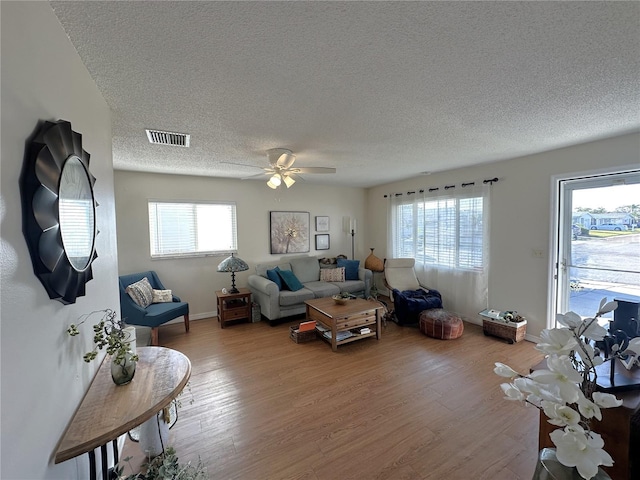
121, 314, 544, 479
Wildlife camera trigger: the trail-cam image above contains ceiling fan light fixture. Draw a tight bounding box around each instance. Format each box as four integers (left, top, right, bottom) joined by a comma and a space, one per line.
267, 173, 281, 189
283, 175, 295, 188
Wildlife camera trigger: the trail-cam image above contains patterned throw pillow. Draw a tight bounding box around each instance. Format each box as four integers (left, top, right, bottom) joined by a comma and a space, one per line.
152, 289, 173, 303
126, 277, 154, 308
320, 267, 345, 282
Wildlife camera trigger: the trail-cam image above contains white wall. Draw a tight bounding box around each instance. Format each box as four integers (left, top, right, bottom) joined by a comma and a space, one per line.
1, 3, 118, 478
366, 132, 640, 338
114, 171, 366, 317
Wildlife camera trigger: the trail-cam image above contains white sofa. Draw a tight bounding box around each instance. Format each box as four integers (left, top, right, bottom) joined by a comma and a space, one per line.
248, 255, 372, 324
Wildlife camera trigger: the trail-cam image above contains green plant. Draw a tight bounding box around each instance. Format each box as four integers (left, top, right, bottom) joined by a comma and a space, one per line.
336, 292, 356, 299
67, 308, 138, 366
116, 447, 206, 480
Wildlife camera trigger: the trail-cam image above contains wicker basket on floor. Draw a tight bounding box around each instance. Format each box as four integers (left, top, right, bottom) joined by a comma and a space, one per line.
289, 325, 317, 343
482, 318, 526, 344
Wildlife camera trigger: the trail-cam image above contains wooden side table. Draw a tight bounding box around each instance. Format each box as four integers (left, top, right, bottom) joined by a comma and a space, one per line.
216, 288, 251, 328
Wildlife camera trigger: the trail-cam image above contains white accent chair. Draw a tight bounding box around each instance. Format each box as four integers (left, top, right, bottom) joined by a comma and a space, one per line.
383, 258, 430, 301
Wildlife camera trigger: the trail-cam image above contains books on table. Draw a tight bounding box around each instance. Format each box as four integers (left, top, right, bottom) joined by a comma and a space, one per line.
322, 330, 354, 342
298, 320, 316, 332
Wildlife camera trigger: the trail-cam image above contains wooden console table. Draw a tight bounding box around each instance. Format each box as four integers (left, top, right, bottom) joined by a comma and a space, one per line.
55, 347, 191, 480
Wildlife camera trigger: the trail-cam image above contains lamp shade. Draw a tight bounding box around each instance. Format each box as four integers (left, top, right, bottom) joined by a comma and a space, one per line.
283, 175, 295, 188
217, 253, 249, 294
217, 253, 249, 273
267, 174, 281, 189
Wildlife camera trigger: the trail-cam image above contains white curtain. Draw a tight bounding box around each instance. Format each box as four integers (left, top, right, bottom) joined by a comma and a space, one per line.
387, 182, 491, 320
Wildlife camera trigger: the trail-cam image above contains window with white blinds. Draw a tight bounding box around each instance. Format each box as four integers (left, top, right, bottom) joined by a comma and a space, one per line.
392, 194, 484, 270
148, 201, 237, 258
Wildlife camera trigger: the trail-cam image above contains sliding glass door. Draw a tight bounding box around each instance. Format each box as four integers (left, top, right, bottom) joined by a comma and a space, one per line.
555, 170, 640, 324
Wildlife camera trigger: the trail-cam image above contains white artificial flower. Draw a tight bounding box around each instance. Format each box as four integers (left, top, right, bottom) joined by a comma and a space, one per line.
530, 356, 583, 404
500, 382, 525, 401
556, 311, 583, 329
494, 298, 623, 479
517, 378, 563, 404
625, 337, 640, 355
550, 428, 613, 480
493, 362, 520, 378
541, 400, 580, 426
525, 393, 543, 408
592, 391, 623, 409
509, 377, 558, 407
535, 328, 578, 356
581, 317, 608, 341
597, 299, 618, 315
576, 394, 601, 421
575, 342, 599, 366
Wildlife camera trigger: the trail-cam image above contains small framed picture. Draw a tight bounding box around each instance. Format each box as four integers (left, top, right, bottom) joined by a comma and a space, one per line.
315, 216, 329, 232
315, 234, 330, 250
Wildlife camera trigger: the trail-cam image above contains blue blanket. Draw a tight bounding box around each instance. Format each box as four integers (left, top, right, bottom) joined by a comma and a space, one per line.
392, 288, 443, 326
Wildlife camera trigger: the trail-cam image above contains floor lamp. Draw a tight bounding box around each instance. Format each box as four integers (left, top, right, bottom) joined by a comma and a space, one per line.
343, 217, 357, 260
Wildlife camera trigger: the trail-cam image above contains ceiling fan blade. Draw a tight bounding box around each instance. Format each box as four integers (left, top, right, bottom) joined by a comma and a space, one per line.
277, 152, 296, 169
241, 172, 271, 180
220, 161, 264, 169
290, 167, 336, 174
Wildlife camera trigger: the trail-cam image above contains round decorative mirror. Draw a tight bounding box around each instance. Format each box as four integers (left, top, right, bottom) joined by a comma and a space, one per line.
59, 155, 96, 271
20, 120, 98, 304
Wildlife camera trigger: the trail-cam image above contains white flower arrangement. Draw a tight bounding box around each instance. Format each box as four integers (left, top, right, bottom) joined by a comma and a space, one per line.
494, 298, 640, 479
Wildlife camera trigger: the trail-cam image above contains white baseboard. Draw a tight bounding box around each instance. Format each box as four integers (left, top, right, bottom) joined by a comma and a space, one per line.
160, 311, 217, 325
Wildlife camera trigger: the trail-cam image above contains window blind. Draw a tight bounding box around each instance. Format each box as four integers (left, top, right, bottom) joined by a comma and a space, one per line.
392, 194, 484, 270
148, 201, 237, 258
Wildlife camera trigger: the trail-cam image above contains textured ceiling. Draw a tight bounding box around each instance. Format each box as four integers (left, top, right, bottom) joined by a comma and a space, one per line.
50, 1, 640, 188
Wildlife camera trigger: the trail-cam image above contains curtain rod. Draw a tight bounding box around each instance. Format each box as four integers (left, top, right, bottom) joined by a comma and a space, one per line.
383, 177, 498, 198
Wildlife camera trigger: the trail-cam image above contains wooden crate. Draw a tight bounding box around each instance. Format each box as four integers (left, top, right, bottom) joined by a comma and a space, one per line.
289, 325, 317, 343
482, 317, 526, 344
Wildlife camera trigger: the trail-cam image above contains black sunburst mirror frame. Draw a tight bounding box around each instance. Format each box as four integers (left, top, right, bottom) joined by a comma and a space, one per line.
20, 120, 98, 304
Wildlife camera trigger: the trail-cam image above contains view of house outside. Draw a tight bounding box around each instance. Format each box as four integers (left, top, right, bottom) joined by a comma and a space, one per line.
568, 183, 640, 318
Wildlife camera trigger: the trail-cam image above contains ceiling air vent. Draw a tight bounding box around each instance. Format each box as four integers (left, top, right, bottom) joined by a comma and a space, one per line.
145, 129, 190, 147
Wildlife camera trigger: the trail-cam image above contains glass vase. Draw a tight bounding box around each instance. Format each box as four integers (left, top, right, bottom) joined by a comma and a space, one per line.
110, 352, 136, 385
532, 448, 611, 480
139, 410, 169, 457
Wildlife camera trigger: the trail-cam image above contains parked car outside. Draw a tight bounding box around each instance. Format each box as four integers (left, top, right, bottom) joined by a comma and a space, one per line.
590, 224, 629, 231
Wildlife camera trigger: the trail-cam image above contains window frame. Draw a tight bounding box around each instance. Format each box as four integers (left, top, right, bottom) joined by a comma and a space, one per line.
148, 200, 238, 259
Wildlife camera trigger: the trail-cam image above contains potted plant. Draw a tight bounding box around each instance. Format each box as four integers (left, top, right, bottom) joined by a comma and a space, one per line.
67, 308, 139, 385
116, 447, 206, 480
495, 298, 640, 479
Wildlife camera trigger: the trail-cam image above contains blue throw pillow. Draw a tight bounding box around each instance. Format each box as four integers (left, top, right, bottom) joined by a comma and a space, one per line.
266, 267, 282, 290
277, 269, 304, 291
337, 258, 360, 280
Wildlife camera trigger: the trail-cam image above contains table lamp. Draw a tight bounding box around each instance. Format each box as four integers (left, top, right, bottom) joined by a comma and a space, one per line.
217, 253, 249, 294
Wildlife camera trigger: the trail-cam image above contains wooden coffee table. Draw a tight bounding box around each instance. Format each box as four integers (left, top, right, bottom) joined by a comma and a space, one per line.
305, 297, 383, 351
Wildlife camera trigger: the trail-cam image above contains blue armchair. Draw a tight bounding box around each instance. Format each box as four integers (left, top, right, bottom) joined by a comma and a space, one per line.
119, 271, 189, 345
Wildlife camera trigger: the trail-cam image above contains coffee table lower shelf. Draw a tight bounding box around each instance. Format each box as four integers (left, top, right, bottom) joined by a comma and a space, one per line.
305, 297, 383, 352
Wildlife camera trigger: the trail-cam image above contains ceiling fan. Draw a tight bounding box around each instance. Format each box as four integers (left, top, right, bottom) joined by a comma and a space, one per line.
245, 148, 336, 189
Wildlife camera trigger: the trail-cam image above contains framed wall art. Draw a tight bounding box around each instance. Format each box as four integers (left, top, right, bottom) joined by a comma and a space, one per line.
315, 216, 329, 232
270, 211, 310, 254
315, 234, 330, 250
